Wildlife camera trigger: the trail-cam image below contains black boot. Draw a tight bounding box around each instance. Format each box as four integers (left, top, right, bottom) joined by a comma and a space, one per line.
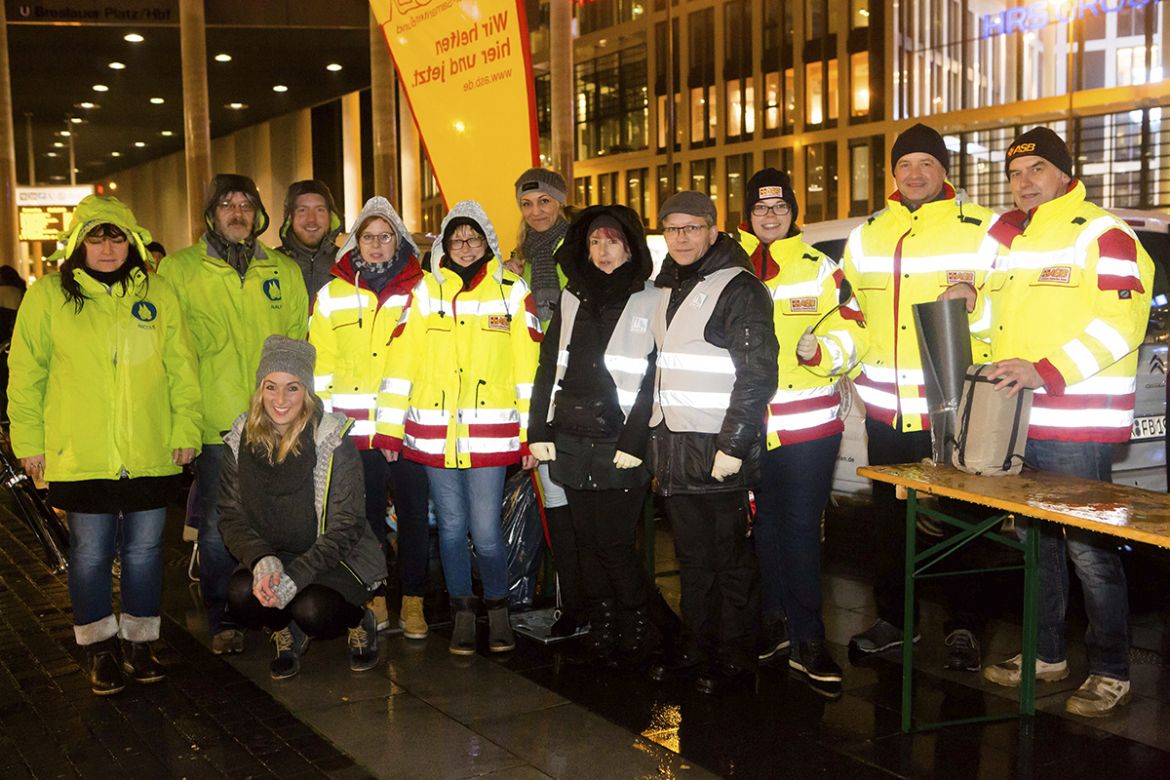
449, 597, 478, 656
617, 606, 660, 667
86, 638, 126, 696
121, 639, 166, 684
484, 598, 516, 653
582, 600, 619, 665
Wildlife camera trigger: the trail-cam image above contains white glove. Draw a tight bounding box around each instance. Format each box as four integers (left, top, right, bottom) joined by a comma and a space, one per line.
613, 450, 643, 469
711, 450, 743, 482
529, 442, 556, 461
271, 575, 298, 610
796, 327, 819, 361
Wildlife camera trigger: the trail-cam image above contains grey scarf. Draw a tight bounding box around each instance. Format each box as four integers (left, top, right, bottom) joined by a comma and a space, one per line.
521, 217, 568, 321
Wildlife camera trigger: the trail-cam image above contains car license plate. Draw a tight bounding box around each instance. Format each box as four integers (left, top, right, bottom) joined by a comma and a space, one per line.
1131, 415, 1166, 441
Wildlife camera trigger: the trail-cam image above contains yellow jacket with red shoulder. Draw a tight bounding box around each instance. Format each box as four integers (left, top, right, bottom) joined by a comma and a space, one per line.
842, 183, 998, 432
969, 180, 1152, 443
739, 229, 863, 448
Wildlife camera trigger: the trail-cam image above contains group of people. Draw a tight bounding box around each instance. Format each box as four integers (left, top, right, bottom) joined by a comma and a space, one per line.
5, 121, 1151, 718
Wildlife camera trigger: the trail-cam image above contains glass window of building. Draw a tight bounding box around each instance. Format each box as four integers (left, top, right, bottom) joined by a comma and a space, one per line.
725, 153, 752, 226
762, 1, 795, 135
689, 8, 717, 146
804, 142, 837, 223
724, 0, 754, 141
852, 0, 869, 28
654, 19, 682, 152
657, 162, 683, 217
578, 0, 643, 35
762, 148, 794, 178
627, 168, 650, 225
690, 158, 716, 201
575, 176, 593, 207
598, 172, 619, 206
576, 47, 649, 160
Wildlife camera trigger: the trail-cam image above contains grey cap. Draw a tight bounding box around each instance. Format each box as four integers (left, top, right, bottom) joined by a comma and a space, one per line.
255, 335, 316, 391
514, 167, 567, 204
658, 191, 717, 225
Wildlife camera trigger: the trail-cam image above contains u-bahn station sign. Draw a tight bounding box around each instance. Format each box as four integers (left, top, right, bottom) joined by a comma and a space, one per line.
16, 186, 93, 242
981, 0, 1159, 38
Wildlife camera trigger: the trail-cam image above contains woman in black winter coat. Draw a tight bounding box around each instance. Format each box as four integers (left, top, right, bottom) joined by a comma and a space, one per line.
529, 205, 677, 664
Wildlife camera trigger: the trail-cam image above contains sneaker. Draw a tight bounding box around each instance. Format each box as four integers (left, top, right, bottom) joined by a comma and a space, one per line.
982, 653, 1069, 687
758, 616, 790, 662
399, 595, 429, 640
943, 629, 981, 672
1065, 675, 1131, 718
849, 619, 919, 655
368, 595, 391, 632
269, 623, 309, 680
348, 609, 379, 672
789, 640, 844, 684
211, 629, 244, 655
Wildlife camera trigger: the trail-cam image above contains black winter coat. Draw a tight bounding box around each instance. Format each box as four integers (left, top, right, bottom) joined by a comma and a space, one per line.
646, 233, 779, 496
529, 205, 656, 490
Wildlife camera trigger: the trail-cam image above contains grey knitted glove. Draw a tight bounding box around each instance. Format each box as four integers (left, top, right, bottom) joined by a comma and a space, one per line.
272, 575, 298, 610
252, 555, 283, 590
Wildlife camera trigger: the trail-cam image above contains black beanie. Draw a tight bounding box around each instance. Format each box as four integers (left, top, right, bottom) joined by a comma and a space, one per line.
891, 123, 949, 171
1004, 127, 1073, 179
745, 168, 799, 224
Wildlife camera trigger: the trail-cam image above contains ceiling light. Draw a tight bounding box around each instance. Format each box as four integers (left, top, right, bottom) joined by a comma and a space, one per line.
92, 84, 109, 92
58, 131, 71, 137
44, 152, 57, 157
214, 53, 232, 62
69, 117, 83, 124
160, 130, 174, 137
49, 175, 64, 181
124, 33, 144, 43
226, 102, 248, 110
108, 61, 126, 70
110, 151, 121, 157
149, 97, 165, 105
109, 182, 117, 190
326, 63, 343, 72
272, 84, 288, 93
52, 142, 64, 148
133, 141, 146, 148
76, 102, 97, 109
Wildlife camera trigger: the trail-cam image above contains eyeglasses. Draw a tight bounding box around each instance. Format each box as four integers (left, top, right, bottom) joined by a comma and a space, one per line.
662, 224, 709, 238
84, 233, 127, 245
751, 202, 792, 217
217, 200, 256, 214
448, 236, 485, 250
359, 232, 396, 246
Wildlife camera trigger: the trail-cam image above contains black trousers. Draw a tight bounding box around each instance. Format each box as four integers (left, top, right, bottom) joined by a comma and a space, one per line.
227, 569, 363, 640
563, 485, 651, 612
664, 491, 760, 669
388, 457, 431, 597
867, 418, 988, 637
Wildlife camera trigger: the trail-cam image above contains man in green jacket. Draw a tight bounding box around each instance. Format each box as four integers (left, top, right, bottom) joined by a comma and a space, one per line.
159, 174, 308, 654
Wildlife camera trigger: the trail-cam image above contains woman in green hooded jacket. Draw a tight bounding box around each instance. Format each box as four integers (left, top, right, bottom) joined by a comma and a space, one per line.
9, 195, 202, 696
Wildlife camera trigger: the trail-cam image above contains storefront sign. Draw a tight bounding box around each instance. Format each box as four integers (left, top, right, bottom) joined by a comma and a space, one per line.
370, 0, 539, 247
981, 0, 1159, 39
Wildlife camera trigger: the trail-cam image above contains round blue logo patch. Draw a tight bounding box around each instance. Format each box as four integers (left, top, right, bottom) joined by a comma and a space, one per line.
131, 301, 157, 322
263, 278, 282, 301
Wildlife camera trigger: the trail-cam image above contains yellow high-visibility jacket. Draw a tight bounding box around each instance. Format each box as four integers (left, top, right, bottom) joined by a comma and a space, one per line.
310, 254, 424, 449
739, 229, 864, 449
842, 183, 998, 432
970, 180, 1153, 443
375, 257, 542, 468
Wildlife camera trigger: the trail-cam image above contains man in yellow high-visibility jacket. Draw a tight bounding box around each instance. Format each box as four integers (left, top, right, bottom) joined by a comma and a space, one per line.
945, 127, 1152, 718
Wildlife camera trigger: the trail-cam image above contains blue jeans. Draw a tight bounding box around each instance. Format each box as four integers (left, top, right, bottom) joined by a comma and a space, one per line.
68, 508, 167, 627
425, 466, 508, 600
1025, 439, 1129, 680
753, 434, 840, 643
196, 444, 240, 634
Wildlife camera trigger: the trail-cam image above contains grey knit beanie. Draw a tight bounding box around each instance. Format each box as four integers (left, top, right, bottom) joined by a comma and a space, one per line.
255, 335, 316, 390
514, 167, 567, 204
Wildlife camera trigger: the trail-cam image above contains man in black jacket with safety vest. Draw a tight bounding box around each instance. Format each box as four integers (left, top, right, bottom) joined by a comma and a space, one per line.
646, 191, 779, 694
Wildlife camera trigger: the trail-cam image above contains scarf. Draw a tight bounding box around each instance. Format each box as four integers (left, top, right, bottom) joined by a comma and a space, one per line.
205, 229, 257, 278
580, 260, 639, 308
522, 217, 568, 320
443, 255, 490, 289
351, 242, 409, 296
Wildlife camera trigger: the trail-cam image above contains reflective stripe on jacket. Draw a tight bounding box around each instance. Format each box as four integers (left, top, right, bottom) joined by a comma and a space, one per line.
842, 183, 998, 432
650, 267, 745, 434
8, 267, 202, 480
158, 239, 308, 443
375, 257, 542, 468
971, 180, 1153, 443
739, 230, 864, 448
309, 254, 422, 449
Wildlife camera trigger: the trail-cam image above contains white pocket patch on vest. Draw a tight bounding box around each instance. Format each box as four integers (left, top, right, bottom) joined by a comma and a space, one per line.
946, 270, 976, 285
630, 316, 648, 334
691, 292, 708, 308
485, 314, 511, 331
1037, 266, 1072, 284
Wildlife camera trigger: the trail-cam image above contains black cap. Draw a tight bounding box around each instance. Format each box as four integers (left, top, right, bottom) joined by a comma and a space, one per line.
745, 168, 799, 225
1004, 127, 1073, 179
891, 123, 949, 171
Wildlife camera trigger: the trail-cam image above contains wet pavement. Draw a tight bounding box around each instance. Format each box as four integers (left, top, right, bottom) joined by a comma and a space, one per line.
1, 487, 1169, 778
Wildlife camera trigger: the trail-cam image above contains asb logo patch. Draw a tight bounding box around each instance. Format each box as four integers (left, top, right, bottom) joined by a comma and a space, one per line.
263, 278, 282, 301
131, 301, 157, 322
1007, 142, 1037, 157
789, 297, 818, 313
486, 314, 510, 331
946, 270, 976, 285
757, 185, 785, 199
1037, 266, 1071, 284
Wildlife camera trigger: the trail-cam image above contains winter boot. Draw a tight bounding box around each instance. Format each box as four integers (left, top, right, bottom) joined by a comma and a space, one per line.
484, 598, 516, 653
86, 638, 125, 696
617, 606, 660, 667
449, 597, 479, 656
583, 600, 619, 664
121, 639, 166, 684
